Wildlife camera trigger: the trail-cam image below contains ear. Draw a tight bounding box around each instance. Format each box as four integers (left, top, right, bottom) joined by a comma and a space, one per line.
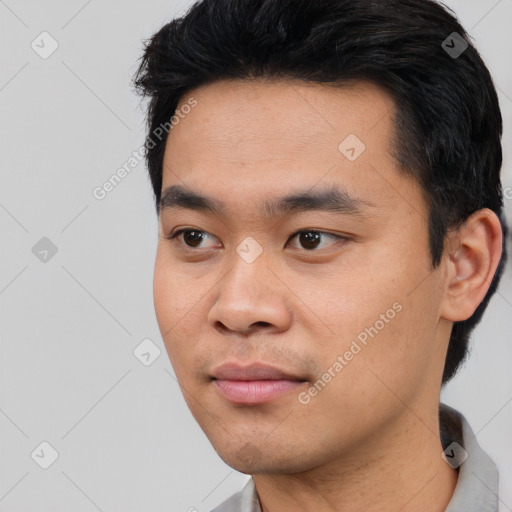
440, 208, 503, 322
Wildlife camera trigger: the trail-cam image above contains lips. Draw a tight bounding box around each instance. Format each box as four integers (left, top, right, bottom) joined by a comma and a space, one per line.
211, 362, 307, 404
211, 362, 304, 381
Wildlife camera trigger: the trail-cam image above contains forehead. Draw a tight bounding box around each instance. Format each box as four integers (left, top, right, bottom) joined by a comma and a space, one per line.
160, 78, 420, 220
169, 78, 396, 155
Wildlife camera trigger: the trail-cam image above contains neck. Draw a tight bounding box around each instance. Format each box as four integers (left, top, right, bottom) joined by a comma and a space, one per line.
253, 403, 458, 512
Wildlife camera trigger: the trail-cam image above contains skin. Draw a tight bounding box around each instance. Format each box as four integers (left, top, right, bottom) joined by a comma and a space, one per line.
153, 79, 503, 511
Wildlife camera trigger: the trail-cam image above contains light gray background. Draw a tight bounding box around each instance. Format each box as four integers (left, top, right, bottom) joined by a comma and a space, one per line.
0, 0, 511, 510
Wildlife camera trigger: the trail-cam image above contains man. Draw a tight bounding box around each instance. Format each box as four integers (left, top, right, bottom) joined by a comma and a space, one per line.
134, 0, 507, 510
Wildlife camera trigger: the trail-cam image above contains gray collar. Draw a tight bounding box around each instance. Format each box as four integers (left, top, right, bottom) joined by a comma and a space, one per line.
441, 403, 499, 511
212, 403, 499, 512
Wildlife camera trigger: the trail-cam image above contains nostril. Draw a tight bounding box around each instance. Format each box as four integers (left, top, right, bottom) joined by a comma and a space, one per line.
252, 321, 272, 328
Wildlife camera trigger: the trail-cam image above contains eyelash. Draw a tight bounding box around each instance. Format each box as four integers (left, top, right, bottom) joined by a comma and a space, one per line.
164, 228, 348, 252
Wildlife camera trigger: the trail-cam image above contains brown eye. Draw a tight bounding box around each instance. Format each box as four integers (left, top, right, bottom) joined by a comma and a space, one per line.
298, 231, 321, 250
182, 230, 204, 247
288, 230, 344, 251
166, 229, 218, 249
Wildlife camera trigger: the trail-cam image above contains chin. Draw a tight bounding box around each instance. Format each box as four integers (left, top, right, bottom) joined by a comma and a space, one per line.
215, 441, 315, 475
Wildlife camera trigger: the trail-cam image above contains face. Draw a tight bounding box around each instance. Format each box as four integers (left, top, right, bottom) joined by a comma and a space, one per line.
153, 79, 449, 474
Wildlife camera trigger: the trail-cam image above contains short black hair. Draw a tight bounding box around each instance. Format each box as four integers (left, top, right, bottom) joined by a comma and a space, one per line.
133, 0, 507, 384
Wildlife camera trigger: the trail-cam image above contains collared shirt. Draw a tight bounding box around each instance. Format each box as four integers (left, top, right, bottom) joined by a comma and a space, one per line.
211, 403, 499, 512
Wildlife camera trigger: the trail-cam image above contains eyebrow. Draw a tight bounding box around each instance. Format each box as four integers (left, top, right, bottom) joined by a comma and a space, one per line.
159, 184, 375, 218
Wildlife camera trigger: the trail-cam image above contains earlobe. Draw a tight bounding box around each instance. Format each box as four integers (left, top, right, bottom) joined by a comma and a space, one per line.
440, 209, 503, 322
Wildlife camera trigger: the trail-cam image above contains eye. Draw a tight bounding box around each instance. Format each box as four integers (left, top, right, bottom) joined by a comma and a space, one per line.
165, 228, 347, 252
287, 230, 345, 251
165, 229, 219, 249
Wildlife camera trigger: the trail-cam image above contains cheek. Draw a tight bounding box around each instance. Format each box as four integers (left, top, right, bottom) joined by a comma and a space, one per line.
153, 248, 213, 379
153, 247, 200, 330
336, 280, 443, 401
308, 253, 439, 387
153, 249, 192, 367
153, 251, 175, 331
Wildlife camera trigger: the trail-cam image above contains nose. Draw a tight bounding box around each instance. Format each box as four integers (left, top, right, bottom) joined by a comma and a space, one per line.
207, 251, 293, 336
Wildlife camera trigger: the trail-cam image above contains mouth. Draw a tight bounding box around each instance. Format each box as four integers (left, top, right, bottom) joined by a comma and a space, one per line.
210, 362, 308, 404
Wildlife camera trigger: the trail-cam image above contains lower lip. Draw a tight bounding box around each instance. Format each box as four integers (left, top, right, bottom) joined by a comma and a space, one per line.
213, 379, 306, 404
